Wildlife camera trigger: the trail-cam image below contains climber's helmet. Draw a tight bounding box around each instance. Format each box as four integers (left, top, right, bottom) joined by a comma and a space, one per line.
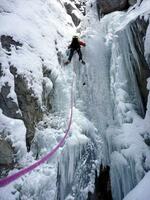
73, 35, 79, 39
72, 35, 79, 42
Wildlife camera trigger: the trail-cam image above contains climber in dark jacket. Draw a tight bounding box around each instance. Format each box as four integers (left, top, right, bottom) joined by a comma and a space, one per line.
65, 36, 86, 65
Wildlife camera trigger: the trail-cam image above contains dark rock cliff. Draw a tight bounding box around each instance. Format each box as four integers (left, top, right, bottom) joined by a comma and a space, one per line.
96, 0, 137, 15
130, 17, 150, 111
88, 165, 112, 200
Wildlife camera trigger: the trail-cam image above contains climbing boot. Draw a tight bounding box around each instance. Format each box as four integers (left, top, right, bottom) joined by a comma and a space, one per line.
64, 60, 71, 65
81, 60, 85, 65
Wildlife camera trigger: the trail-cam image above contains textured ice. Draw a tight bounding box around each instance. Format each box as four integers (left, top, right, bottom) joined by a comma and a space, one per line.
101, 1, 150, 199
1, 0, 150, 199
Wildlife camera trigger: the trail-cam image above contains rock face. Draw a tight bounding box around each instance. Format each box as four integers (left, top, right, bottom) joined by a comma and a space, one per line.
0, 34, 54, 178
97, 0, 137, 15
70, 0, 86, 15
0, 138, 14, 175
88, 165, 112, 200
1, 35, 22, 52
0, 35, 44, 151
64, 1, 82, 26
97, 0, 129, 14
130, 18, 150, 111
0, 36, 22, 119
10, 66, 43, 151
0, 81, 21, 119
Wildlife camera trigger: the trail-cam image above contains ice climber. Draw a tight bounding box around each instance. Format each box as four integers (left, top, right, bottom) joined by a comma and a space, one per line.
65, 36, 86, 65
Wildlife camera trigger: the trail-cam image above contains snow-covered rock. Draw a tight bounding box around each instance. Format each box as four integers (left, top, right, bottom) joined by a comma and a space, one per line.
64, 0, 83, 26
0, 139, 14, 168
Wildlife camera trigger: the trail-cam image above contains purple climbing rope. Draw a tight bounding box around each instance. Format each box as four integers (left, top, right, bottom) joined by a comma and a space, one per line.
0, 69, 74, 187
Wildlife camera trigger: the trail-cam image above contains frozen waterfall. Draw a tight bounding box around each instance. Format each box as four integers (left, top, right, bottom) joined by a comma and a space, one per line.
0, 0, 150, 200
61, 1, 150, 199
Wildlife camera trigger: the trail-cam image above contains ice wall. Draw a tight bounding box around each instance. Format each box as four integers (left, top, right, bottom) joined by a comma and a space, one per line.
57, 110, 98, 200
57, 1, 150, 199
102, 3, 150, 200
56, 1, 106, 199
57, 1, 113, 199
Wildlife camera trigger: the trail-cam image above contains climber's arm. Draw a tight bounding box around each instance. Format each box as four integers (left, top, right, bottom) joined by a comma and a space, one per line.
79, 41, 86, 47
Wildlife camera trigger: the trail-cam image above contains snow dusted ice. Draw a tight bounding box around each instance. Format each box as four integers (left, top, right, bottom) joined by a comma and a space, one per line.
0, 0, 150, 200
0, 0, 95, 199
0, 0, 101, 199
101, 0, 150, 199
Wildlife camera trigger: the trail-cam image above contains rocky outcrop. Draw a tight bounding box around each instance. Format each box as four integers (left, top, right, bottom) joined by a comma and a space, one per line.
130, 18, 150, 110
64, 1, 82, 26
97, 0, 137, 15
88, 165, 112, 200
0, 81, 21, 119
0, 35, 54, 152
97, 0, 129, 15
1, 35, 22, 52
70, 0, 86, 15
0, 37, 22, 119
10, 66, 43, 151
0, 138, 14, 176
0, 139, 14, 165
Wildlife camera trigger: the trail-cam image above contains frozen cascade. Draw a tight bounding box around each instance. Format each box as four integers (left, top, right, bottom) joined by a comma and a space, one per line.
75, 0, 114, 161
1, 0, 150, 199
57, 125, 97, 200
57, 2, 149, 199
66, 1, 150, 199
110, 21, 146, 121
101, 5, 150, 200
56, 1, 109, 199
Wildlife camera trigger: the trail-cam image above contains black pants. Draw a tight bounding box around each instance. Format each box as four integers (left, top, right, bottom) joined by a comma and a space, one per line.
68, 48, 82, 61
